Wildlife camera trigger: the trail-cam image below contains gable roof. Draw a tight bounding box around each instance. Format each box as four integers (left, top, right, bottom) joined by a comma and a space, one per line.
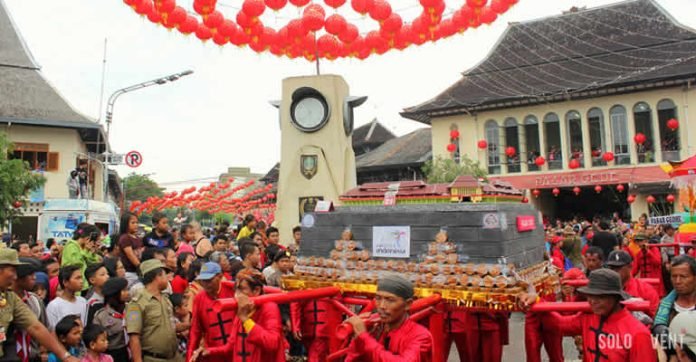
352, 119, 396, 150
0, 0, 105, 152
356, 127, 431, 170
402, 0, 696, 124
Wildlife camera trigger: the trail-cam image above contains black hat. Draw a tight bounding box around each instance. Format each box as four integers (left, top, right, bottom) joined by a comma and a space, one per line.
605, 250, 633, 267
273, 249, 292, 263
102, 277, 128, 298
577, 269, 630, 300
16, 258, 37, 278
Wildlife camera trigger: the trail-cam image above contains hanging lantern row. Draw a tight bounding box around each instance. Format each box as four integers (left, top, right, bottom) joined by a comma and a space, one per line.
122, 0, 519, 60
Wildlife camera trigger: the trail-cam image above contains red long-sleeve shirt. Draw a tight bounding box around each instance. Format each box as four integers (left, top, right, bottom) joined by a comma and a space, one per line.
550, 247, 565, 270
345, 318, 433, 362
206, 302, 285, 362
290, 299, 341, 338
623, 277, 659, 318
549, 308, 656, 362
631, 247, 664, 294
187, 287, 236, 362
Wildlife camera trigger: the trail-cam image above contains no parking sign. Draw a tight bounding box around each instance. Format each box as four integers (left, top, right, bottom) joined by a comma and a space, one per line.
125, 151, 143, 168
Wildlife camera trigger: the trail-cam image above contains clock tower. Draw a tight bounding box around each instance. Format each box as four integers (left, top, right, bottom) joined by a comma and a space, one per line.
274, 75, 366, 241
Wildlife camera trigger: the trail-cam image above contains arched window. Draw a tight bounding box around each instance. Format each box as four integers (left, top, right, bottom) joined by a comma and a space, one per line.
610, 105, 630, 165
504, 118, 520, 173
485, 120, 501, 174
633, 102, 654, 163
657, 99, 680, 161
449, 123, 461, 164
566, 110, 584, 168
544, 113, 563, 170
587, 108, 605, 166
524, 115, 541, 171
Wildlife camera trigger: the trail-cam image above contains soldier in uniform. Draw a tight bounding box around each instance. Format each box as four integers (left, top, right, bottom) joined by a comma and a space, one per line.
0, 248, 79, 362
126, 259, 182, 362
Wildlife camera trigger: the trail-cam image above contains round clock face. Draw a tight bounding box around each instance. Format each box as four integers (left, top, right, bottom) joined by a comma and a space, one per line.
292, 96, 329, 132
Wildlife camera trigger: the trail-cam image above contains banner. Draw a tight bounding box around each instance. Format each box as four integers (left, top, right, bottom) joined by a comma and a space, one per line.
517, 215, 537, 232
649, 214, 683, 226
372, 226, 410, 258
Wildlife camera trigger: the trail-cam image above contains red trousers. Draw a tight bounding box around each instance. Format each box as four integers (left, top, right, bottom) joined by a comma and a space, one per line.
303, 336, 329, 362
444, 333, 468, 361
464, 329, 502, 362
524, 312, 564, 362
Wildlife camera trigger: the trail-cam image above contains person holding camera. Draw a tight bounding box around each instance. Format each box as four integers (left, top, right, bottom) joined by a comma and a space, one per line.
61, 223, 103, 291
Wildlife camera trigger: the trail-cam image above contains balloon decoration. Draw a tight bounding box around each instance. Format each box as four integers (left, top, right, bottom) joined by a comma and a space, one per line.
666, 194, 675, 203
505, 146, 516, 158
128, 179, 277, 219
534, 156, 545, 167
573, 186, 581, 196
594, 185, 602, 194
634, 132, 646, 145
646, 195, 656, 204
12, 201, 22, 209
616, 184, 625, 193
532, 189, 540, 198
552, 188, 560, 197
602, 152, 614, 162
121, 0, 519, 61
667, 118, 679, 131
477, 140, 488, 150
446, 143, 457, 152
450, 129, 460, 139
568, 159, 580, 170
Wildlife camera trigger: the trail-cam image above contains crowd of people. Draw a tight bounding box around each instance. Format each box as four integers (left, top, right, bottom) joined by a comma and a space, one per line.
0, 210, 694, 362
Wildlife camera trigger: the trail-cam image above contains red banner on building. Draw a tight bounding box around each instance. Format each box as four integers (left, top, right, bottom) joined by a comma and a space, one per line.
517, 215, 537, 232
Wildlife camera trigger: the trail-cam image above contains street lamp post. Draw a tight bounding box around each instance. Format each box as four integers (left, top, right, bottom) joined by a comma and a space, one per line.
102, 70, 193, 202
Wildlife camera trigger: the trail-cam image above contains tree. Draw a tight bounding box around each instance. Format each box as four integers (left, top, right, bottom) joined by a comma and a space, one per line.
123, 173, 163, 202
422, 155, 488, 184
0, 133, 46, 229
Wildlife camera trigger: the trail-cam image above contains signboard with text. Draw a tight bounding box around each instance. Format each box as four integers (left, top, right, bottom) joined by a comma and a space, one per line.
517, 215, 537, 232
372, 226, 410, 258
649, 214, 683, 226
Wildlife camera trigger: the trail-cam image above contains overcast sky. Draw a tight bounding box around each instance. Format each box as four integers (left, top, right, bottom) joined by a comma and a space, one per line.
5, 0, 696, 190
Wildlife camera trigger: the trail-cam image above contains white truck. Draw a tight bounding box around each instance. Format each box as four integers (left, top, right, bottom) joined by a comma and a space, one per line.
37, 199, 119, 242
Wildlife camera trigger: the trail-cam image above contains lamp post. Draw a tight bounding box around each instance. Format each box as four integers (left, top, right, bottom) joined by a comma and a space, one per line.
101, 70, 193, 202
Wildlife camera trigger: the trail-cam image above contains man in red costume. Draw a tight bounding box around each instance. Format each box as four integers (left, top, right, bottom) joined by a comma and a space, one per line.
521, 269, 657, 362
344, 274, 433, 362
606, 250, 660, 318
290, 297, 341, 361
443, 307, 468, 361
187, 262, 236, 362
193, 268, 284, 362
630, 234, 664, 295
463, 312, 509, 362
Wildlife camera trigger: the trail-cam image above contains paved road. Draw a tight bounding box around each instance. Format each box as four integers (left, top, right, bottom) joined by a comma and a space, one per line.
446, 313, 581, 362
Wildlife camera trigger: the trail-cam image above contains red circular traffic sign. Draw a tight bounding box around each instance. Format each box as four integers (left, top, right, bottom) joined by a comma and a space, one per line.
125, 150, 143, 168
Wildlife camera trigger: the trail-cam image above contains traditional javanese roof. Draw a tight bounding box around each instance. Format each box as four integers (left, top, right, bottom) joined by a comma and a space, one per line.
356, 127, 432, 170
402, 0, 696, 124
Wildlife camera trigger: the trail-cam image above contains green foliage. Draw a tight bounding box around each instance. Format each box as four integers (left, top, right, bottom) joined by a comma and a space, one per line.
123, 172, 163, 202
0, 133, 46, 228
422, 155, 488, 184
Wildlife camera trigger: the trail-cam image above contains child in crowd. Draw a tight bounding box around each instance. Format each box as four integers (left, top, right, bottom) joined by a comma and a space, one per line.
172, 252, 194, 294
103, 256, 126, 278
47, 265, 88, 330
48, 315, 83, 362
81, 325, 113, 362
170, 293, 190, 356
93, 277, 130, 361
85, 263, 109, 305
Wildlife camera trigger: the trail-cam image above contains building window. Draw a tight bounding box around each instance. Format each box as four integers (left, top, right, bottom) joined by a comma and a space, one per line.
610, 105, 630, 165
449, 123, 461, 163
633, 102, 655, 163
587, 108, 606, 167
504, 118, 520, 173
566, 110, 584, 168
485, 120, 501, 175
657, 99, 680, 161
524, 115, 541, 171
544, 113, 563, 170
11, 142, 59, 171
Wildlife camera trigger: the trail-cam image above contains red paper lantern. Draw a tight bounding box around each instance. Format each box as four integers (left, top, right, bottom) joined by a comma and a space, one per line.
12, 201, 22, 209
477, 140, 488, 149
302, 5, 325, 32
446, 143, 457, 153
338, 23, 359, 43
351, 0, 374, 14
603, 152, 614, 162
168, 6, 187, 25
646, 195, 656, 204
242, 0, 266, 17
573, 186, 581, 196
616, 184, 625, 193
594, 185, 602, 194
369, 0, 392, 21
467, 0, 487, 8
534, 156, 545, 167
569, 159, 580, 169
289, 0, 311, 6
627, 194, 635, 204
666, 194, 675, 203
450, 129, 460, 139
325, 0, 346, 8
325, 14, 347, 35
265, 0, 288, 11
521, 197, 529, 204
195, 25, 213, 40
532, 189, 541, 198
552, 188, 560, 197
634, 132, 646, 145
505, 146, 516, 158
667, 118, 679, 131
203, 10, 224, 29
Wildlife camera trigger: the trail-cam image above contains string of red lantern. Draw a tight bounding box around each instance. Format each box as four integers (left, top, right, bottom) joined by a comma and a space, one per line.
121, 0, 519, 61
